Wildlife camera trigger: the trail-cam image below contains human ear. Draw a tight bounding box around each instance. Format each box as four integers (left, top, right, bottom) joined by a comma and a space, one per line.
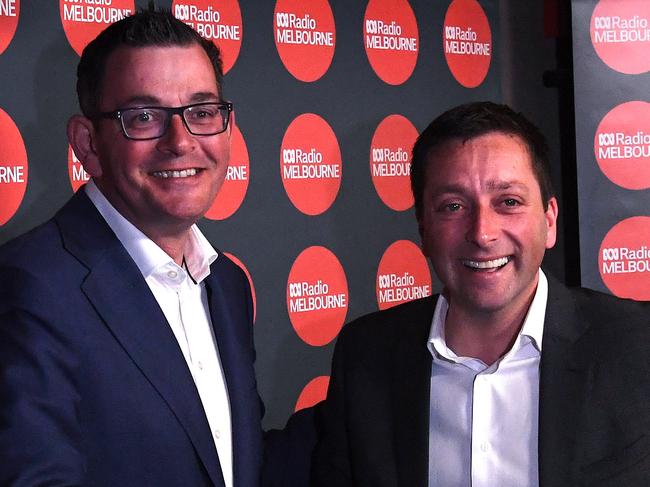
67, 115, 102, 178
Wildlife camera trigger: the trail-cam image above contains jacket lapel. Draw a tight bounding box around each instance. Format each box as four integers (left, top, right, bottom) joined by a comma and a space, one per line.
205, 256, 262, 487
391, 296, 436, 487
55, 190, 224, 487
538, 278, 591, 487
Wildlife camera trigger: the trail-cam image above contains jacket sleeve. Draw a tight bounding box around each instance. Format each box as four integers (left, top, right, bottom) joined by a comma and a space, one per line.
310, 325, 355, 486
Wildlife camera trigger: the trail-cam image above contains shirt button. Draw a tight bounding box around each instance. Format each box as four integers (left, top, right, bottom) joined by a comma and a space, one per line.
214, 430, 221, 439
197, 361, 204, 370
167, 270, 178, 279
480, 442, 489, 452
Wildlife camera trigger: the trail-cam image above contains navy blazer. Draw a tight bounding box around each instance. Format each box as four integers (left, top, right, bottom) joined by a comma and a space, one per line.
312, 279, 650, 486
0, 190, 263, 486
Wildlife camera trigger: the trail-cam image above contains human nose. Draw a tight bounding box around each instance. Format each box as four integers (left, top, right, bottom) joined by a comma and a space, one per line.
156, 113, 196, 154
466, 204, 499, 246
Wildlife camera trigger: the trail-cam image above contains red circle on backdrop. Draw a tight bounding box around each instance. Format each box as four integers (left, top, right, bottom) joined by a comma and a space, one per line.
442, 0, 492, 88
68, 145, 90, 193
598, 216, 650, 301
172, 0, 243, 74
376, 240, 432, 310
205, 123, 249, 220
273, 0, 336, 82
60, 0, 135, 56
369, 114, 418, 211
286, 246, 348, 346
0, 108, 28, 226
590, 0, 650, 75
363, 0, 419, 86
223, 251, 257, 322
594, 101, 650, 190
0, 0, 20, 55
295, 375, 330, 412
280, 113, 342, 216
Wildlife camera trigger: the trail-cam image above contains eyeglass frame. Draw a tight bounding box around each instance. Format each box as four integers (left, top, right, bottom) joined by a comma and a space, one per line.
95, 101, 234, 141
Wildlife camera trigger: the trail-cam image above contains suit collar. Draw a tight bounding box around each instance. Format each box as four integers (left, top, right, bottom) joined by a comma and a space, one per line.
55, 190, 226, 487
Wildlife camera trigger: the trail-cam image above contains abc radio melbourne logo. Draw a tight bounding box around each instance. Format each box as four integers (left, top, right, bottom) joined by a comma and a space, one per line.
60, 0, 134, 55
598, 216, 650, 301
287, 280, 346, 312
371, 146, 409, 175
280, 113, 342, 216
282, 147, 338, 178
275, 11, 333, 46
376, 272, 430, 305
364, 19, 416, 50
0, 107, 28, 225
594, 101, 650, 190
369, 114, 417, 211
591, 0, 650, 74
286, 246, 348, 346
601, 245, 650, 273
174, 4, 227, 36
205, 124, 249, 220
443, 0, 492, 88
273, 0, 336, 82
172, 0, 242, 73
363, 0, 418, 85
596, 131, 650, 158
0, 0, 19, 55
376, 240, 432, 310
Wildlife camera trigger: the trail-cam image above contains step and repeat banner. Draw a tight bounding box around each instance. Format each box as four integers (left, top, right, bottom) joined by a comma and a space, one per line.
572, 0, 650, 303
0, 0, 500, 428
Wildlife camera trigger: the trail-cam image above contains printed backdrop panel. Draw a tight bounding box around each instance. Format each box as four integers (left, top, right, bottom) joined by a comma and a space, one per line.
572, 0, 650, 302
0, 0, 501, 429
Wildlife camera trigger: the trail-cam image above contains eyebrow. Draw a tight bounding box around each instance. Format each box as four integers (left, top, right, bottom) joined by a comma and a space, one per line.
433, 180, 531, 195
116, 91, 220, 108
484, 180, 530, 193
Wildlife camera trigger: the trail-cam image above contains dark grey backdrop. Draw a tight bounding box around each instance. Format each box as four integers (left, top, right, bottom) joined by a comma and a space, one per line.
571, 0, 650, 296
0, 0, 503, 429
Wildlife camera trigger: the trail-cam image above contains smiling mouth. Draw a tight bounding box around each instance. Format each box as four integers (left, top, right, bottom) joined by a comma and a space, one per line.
151, 168, 201, 179
462, 256, 511, 271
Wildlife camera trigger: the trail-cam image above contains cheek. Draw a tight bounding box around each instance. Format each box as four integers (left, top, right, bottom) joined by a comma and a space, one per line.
205, 138, 230, 162
421, 221, 456, 257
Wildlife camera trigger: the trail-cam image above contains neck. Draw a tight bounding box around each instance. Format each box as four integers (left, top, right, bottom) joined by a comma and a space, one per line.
145, 227, 191, 265
444, 298, 533, 366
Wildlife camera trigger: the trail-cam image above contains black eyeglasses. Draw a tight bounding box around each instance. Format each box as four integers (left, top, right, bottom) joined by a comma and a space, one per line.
97, 101, 233, 140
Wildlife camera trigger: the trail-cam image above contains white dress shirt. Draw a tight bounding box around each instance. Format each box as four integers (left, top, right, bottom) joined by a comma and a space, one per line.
427, 270, 548, 487
85, 181, 233, 487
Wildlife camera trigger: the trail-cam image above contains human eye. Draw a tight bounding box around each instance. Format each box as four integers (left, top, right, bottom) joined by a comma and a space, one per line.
497, 196, 525, 211
124, 108, 162, 128
187, 104, 219, 123
436, 200, 464, 213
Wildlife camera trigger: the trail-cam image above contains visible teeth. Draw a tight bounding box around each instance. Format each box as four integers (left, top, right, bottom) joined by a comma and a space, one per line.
463, 257, 510, 269
152, 168, 198, 178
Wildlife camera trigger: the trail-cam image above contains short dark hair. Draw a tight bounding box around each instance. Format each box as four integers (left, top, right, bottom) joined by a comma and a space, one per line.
410, 101, 555, 217
76, 7, 223, 117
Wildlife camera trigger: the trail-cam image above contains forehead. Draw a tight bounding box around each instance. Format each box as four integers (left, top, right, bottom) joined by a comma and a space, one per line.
99, 44, 219, 106
424, 132, 538, 190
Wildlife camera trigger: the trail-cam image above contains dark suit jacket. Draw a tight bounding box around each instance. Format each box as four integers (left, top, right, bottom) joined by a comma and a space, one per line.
312, 279, 650, 486
0, 190, 263, 486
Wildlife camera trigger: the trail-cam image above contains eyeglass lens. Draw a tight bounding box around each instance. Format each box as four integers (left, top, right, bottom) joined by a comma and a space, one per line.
121, 104, 228, 139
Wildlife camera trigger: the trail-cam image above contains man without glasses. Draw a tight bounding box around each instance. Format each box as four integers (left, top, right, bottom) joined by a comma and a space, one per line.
0, 8, 262, 486
312, 102, 650, 487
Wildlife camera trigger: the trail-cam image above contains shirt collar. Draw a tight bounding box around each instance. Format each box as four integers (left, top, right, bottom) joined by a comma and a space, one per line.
84, 180, 218, 283
427, 269, 548, 363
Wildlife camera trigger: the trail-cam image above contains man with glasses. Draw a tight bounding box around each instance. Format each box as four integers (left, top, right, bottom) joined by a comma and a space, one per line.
0, 8, 262, 487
